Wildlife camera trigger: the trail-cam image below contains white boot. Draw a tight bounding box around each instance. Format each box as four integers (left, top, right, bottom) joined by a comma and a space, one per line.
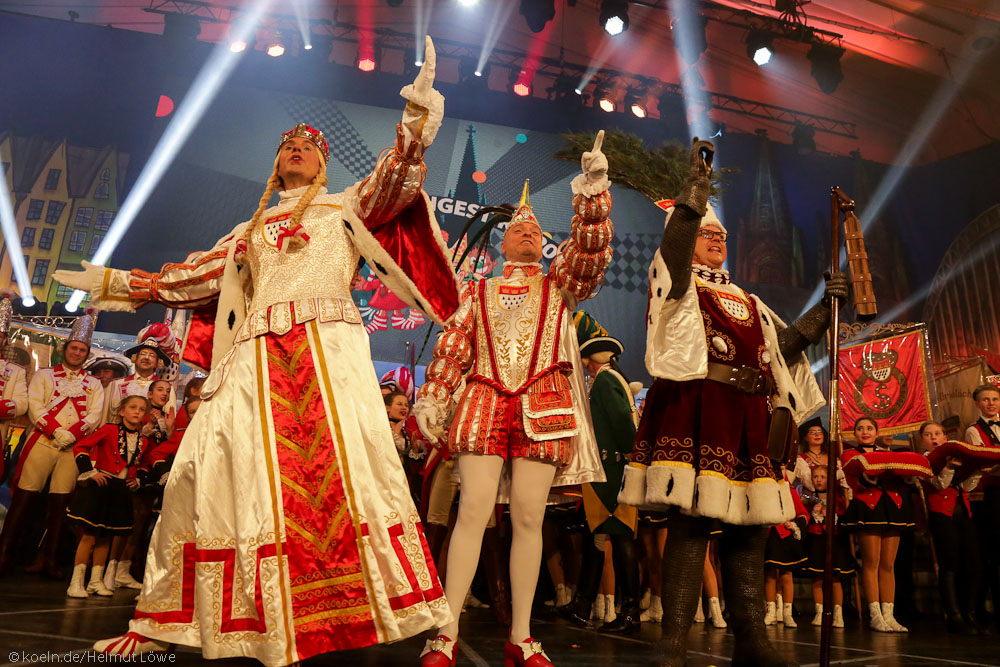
591, 593, 606, 620
881, 602, 907, 632
604, 594, 616, 624
640, 588, 652, 610
693, 597, 705, 623
811, 603, 823, 626
87, 565, 114, 597
764, 600, 777, 626
869, 601, 890, 632
115, 560, 142, 590
776, 593, 784, 623
783, 602, 797, 628
708, 597, 727, 628
640, 595, 663, 622
833, 604, 844, 628
66, 564, 89, 598
103, 560, 118, 591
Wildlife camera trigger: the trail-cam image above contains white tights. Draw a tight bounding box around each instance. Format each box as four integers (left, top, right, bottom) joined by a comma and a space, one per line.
438, 454, 557, 642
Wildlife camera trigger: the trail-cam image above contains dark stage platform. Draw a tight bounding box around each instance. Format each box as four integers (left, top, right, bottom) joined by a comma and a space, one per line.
1, 578, 998, 666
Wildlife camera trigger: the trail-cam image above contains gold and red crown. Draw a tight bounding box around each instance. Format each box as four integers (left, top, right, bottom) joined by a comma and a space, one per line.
278, 123, 330, 163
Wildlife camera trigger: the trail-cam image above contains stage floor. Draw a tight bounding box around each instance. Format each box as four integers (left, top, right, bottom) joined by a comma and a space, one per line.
2, 578, 998, 666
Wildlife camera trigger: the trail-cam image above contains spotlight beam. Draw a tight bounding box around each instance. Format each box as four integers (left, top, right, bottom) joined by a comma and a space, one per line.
291, 0, 311, 49
67, 0, 273, 310
413, 0, 431, 64
0, 177, 34, 301
476, 1, 517, 75
797, 36, 989, 319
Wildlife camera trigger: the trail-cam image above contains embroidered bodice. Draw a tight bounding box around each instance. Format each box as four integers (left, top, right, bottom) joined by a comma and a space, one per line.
246, 187, 361, 312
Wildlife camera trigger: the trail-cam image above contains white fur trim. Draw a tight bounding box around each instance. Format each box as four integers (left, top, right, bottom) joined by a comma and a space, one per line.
399, 84, 445, 146
617, 464, 648, 507
570, 173, 611, 197
343, 188, 460, 326
646, 463, 696, 510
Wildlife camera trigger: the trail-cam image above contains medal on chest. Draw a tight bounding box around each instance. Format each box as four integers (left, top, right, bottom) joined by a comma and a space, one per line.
497, 284, 530, 311
261, 212, 293, 247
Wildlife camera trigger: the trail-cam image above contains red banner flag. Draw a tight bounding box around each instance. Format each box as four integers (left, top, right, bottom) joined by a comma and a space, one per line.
838, 328, 933, 438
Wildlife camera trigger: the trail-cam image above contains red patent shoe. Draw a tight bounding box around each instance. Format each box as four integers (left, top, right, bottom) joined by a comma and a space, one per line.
419, 635, 458, 667
504, 637, 554, 667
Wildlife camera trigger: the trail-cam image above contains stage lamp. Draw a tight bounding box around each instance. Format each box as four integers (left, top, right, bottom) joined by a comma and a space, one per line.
357, 55, 377, 72
13, 296, 46, 317
510, 69, 533, 97
792, 124, 816, 155
266, 38, 286, 58
746, 31, 773, 66
547, 72, 579, 102
513, 80, 532, 97
626, 87, 647, 118
600, 0, 629, 35
228, 39, 247, 53
593, 80, 615, 112
520, 0, 556, 33
808, 43, 845, 94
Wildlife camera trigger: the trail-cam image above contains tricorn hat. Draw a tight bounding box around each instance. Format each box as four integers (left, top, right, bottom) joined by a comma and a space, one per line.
123, 323, 175, 367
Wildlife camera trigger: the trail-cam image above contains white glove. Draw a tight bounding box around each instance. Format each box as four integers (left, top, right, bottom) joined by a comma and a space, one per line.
52, 427, 76, 450
399, 36, 445, 146
52, 260, 104, 293
414, 396, 446, 442
572, 130, 610, 196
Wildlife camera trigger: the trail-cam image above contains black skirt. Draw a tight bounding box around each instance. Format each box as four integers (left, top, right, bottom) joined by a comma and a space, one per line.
764, 526, 806, 568
803, 531, 857, 576
841, 492, 916, 532
66, 476, 134, 535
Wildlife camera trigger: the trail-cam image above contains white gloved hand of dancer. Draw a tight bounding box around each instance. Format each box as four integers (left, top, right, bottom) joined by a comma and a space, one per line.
414, 396, 446, 442
53, 427, 76, 450
53, 260, 104, 293
572, 129, 610, 196
399, 36, 445, 146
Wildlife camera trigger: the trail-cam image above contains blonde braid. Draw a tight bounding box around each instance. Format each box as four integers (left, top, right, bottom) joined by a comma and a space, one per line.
242, 155, 282, 248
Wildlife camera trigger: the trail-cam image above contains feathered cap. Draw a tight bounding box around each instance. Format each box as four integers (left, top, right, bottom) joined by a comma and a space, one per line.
278, 123, 330, 164
67, 310, 96, 347
379, 366, 414, 403
507, 179, 541, 232
0, 294, 12, 336
575, 310, 623, 363
123, 322, 175, 367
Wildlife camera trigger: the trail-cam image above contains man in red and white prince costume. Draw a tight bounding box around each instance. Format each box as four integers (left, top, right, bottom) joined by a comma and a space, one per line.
54, 36, 458, 667
413, 132, 611, 667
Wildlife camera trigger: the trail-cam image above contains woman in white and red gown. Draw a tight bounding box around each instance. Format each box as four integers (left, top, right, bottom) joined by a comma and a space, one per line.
54, 37, 458, 667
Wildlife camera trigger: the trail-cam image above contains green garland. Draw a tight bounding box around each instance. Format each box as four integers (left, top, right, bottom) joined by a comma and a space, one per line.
555, 130, 733, 202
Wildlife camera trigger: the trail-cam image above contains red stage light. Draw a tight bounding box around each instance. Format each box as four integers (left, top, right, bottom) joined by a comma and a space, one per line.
513, 81, 531, 97
357, 56, 377, 72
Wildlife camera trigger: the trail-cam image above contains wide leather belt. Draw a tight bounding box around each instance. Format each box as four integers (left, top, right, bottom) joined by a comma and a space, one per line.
706, 362, 775, 396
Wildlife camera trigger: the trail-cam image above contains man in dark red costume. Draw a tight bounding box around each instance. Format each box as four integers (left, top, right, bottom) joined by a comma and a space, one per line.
618, 139, 847, 666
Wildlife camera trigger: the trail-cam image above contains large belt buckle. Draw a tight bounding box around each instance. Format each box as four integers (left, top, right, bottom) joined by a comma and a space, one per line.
429, 637, 448, 653
733, 365, 760, 394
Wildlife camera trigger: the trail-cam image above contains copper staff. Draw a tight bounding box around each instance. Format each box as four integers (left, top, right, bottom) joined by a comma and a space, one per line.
821, 187, 878, 666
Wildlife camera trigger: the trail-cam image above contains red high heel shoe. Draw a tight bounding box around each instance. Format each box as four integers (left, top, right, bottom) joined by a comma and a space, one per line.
420, 635, 458, 667
504, 637, 554, 667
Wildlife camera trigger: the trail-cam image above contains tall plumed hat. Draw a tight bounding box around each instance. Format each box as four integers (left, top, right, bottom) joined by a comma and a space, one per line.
67, 311, 96, 347
380, 366, 414, 403
278, 123, 330, 164
123, 322, 175, 367
0, 294, 12, 337
574, 310, 623, 362
507, 179, 541, 232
